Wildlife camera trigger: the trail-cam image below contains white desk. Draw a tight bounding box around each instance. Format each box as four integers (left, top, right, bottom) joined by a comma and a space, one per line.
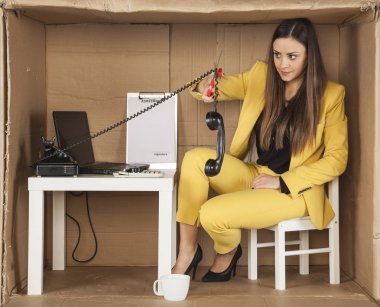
27, 170, 177, 295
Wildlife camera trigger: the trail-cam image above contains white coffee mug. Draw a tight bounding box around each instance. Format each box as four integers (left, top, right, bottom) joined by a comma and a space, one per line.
153, 274, 190, 301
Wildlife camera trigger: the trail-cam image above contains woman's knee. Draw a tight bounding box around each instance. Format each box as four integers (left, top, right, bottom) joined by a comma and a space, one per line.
199, 199, 225, 232
183, 147, 215, 163
181, 147, 215, 172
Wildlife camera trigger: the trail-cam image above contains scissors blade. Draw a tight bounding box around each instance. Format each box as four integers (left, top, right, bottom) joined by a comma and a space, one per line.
214, 50, 223, 69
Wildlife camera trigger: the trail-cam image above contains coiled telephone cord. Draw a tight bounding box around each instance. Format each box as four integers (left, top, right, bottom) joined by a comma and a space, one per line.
49, 68, 219, 262
37, 68, 217, 163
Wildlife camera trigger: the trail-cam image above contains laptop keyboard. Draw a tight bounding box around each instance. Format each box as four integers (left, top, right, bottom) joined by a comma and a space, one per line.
82, 169, 115, 175
113, 170, 163, 178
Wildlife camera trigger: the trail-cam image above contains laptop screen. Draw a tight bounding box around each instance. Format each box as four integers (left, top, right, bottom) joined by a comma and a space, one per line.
53, 111, 95, 165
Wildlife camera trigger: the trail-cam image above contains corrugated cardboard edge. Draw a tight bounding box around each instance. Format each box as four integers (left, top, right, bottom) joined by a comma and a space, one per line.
374, 18, 380, 301
0, 1, 365, 25
1, 7, 9, 305
2, 0, 364, 13
1, 8, 10, 305
2, 11, 46, 303
1, 1, 379, 304
0, 6, 5, 305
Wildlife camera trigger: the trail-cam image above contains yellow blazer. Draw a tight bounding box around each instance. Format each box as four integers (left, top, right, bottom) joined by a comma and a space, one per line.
190, 60, 348, 229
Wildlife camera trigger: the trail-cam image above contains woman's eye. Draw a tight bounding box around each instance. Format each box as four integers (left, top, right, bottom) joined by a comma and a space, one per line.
289, 54, 297, 60
274, 53, 281, 58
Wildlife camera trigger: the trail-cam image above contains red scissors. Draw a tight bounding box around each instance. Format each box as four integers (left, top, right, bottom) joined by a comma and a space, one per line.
206, 51, 223, 97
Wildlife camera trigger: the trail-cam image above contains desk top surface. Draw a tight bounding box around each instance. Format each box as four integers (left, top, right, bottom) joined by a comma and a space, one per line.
28, 169, 177, 192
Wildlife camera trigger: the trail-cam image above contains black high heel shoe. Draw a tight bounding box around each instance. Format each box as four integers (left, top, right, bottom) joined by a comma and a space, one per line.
202, 244, 242, 282
184, 244, 203, 280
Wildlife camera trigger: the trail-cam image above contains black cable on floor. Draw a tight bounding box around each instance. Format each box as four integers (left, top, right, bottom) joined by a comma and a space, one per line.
66, 191, 98, 263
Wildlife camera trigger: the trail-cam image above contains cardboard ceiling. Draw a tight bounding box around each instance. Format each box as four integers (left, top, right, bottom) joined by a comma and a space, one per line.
2, 0, 368, 24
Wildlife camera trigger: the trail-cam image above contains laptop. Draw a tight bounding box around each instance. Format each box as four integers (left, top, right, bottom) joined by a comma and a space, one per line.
53, 111, 148, 175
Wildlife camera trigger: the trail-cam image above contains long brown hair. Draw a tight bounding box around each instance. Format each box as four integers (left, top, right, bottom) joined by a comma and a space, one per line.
260, 18, 327, 155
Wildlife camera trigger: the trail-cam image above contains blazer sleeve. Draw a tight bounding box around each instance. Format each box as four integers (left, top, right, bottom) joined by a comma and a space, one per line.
189, 61, 265, 101
280, 85, 348, 198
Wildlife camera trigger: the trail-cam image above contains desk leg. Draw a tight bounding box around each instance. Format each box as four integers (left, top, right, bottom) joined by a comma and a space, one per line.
158, 189, 177, 282
53, 191, 66, 270
171, 184, 177, 267
28, 191, 44, 295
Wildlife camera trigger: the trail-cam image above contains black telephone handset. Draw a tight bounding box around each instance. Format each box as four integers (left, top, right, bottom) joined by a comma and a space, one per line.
204, 68, 225, 177
204, 111, 225, 176
39, 136, 76, 163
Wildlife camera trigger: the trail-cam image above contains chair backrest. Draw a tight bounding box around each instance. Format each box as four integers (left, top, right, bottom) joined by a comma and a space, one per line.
328, 177, 339, 221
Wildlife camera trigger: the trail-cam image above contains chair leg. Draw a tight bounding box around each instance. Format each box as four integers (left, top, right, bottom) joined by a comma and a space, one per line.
248, 229, 258, 280
299, 230, 309, 275
275, 227, 286, 290
329, 220, 340, 284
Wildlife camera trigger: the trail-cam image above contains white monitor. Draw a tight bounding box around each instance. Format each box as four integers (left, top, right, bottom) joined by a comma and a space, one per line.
126, 93, 177, 169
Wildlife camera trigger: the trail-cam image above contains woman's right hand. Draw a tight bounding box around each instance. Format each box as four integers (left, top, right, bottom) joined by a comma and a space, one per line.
196, 75, 215, 103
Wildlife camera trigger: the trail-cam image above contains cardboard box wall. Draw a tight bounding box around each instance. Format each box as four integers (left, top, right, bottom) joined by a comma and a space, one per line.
1, 0, 380, 304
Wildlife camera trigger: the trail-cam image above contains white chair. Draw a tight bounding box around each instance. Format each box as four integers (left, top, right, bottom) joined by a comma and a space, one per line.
248, 178, 340, 290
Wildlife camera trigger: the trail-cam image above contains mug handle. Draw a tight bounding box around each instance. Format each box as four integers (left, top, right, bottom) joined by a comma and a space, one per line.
153, 280, 162, 296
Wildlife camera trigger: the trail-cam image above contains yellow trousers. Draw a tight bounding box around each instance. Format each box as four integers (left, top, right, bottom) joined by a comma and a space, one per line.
176, 148, 308, 254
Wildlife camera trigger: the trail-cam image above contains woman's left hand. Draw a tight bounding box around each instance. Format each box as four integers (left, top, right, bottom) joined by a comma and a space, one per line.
251, 174, 280, 190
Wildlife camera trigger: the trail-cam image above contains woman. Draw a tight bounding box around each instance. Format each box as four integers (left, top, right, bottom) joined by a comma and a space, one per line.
172, 18, 348, 282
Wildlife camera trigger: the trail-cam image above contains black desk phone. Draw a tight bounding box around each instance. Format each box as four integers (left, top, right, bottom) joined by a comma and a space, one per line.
39, 136, 74, 163
36, 67, 225, 177
36, 137, 79, 176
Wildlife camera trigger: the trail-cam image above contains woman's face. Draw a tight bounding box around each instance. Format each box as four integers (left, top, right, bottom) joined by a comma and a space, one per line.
273, 37, 307, 84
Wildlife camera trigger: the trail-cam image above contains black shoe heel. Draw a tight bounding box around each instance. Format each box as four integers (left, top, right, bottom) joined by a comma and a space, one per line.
184, 244, 203, 280
192, 264, 198, 280
202, 244, 242, 282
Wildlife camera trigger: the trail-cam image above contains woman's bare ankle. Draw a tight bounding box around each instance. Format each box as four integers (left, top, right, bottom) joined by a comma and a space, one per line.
179, 243, 197, 254
172, 244, 198, 274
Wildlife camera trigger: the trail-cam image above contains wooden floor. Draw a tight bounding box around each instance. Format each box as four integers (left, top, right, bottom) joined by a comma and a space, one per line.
5, 266, 380, 306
